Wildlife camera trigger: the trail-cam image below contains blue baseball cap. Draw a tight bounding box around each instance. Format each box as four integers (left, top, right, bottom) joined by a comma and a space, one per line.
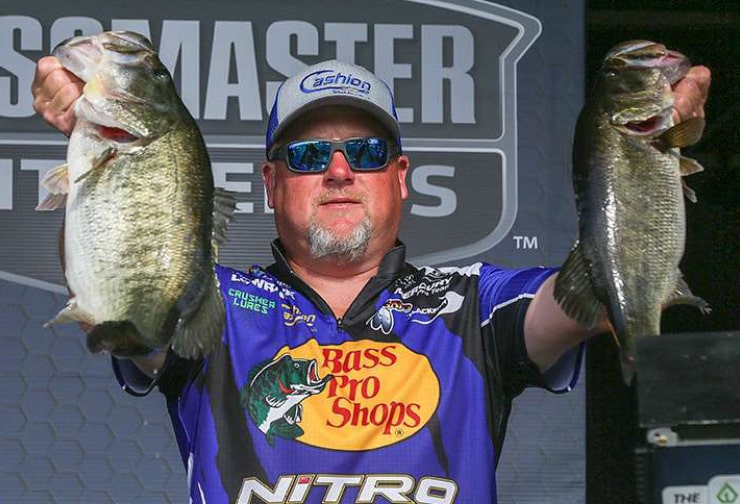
265, 60, 402, 155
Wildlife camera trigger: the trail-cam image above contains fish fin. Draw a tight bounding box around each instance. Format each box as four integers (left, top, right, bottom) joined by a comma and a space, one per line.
604, 317, 620, 348
44, 298, 95, 326
651, 117, 705, 151
211, 188, 238, 258
170, 272, 225, 359
620, 353, 636, 386
265, 394, 286, 408
553, 241, 603, 328
682, 179, 698, 203
72, 147, 117, 184
86, 321, 154, 356
607, 318, 637, 386
271, 418, 304, 440
247, 358, 276, 386
679, 155, 703, 203
664, 274, 711, 314
36, 193, 68, 211
679, 155, 704, 177
36, 163, 70, 210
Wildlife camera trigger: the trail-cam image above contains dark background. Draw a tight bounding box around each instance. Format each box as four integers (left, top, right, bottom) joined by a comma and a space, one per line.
584, 1, 739, 502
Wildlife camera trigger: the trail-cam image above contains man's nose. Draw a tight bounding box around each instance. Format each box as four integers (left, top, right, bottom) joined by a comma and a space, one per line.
323, 149, 355, 183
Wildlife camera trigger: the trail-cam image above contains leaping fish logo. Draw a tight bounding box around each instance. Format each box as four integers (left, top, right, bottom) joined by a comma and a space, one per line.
240, 354, 333, 446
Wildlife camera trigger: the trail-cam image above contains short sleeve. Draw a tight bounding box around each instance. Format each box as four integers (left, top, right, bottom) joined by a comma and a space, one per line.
478, 264, 583, 396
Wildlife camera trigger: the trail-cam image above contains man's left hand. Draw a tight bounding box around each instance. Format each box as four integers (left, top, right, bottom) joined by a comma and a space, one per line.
672, 65, 711, 123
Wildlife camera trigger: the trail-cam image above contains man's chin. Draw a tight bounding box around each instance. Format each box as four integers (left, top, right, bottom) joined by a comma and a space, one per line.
308, 219, 372, 262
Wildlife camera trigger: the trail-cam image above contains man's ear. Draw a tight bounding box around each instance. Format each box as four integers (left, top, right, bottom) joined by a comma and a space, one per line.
396, 155, 410, 201
262, 162, 276, 209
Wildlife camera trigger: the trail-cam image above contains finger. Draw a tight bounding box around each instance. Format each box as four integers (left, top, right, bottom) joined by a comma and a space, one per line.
32, 65, 84, 136
672, 65, 711, 123
33, 80, 82, 136
31, 56, 66, 100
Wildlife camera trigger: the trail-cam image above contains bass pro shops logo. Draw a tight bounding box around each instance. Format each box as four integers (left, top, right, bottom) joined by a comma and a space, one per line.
242, 339, 440, 450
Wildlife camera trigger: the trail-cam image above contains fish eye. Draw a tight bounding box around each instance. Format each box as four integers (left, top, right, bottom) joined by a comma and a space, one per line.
604, 68, 619, 78
153, 67, 171, 80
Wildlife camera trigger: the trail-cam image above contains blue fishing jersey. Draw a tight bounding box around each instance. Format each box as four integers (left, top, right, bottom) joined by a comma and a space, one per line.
114, 241, 582, 503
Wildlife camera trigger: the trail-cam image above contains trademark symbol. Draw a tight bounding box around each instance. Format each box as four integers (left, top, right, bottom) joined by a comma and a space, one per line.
394, 428, 404, 438
513, 235, 538, 250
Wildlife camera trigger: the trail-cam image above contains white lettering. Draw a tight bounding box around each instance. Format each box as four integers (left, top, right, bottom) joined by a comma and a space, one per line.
373, 24, 414, 123
252, 278, 277, 293
0, 159, 12, 209
421, 25, 475, 123
236, 475, 293, 503
153, 20, 200, 118
0, 17, 479, 126
212, 162, 254, 213
204, 21, 261, 120
410, 165, 457, 217
287, 475, 313, 502
325, 23, 368, 63
237, 474, 457, 503
415, 477, 458, 504
315, 475, 364, 501
357, 475, 414, 502
265, 21, 319, 115
0, 16, 41, 118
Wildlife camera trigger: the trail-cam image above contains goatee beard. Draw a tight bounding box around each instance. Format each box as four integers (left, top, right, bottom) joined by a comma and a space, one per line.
308, 217, 372, 264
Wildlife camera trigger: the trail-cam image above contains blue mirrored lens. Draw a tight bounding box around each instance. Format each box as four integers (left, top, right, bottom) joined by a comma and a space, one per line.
344, 138, 389, 169
287, 141, 331, 172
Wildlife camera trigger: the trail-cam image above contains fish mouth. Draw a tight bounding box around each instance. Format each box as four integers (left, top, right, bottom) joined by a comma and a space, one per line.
622, 111, 672, 136
95, 125, 141, 143
74, 98, 145, 143
294, 361, 334, 394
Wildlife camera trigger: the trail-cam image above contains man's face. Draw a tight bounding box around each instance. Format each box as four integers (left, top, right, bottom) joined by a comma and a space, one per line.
262, 106, 409, 266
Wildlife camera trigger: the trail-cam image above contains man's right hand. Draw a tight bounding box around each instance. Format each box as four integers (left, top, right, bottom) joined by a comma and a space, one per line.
32, 56, 83, 136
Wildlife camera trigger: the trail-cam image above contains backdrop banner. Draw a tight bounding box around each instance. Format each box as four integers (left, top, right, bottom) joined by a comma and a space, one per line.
0, 1, 585, 502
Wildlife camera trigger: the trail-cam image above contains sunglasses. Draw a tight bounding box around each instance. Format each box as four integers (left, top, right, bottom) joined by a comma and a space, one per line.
268, 137, 400, 173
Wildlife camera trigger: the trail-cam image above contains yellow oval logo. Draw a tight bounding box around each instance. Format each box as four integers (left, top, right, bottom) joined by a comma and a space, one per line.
275, 339, 440, 450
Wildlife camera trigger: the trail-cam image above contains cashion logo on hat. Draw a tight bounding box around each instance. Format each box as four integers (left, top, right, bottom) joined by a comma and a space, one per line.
262, 339, 440, 451
265, 60, 401, 154
299, 69, 372, 95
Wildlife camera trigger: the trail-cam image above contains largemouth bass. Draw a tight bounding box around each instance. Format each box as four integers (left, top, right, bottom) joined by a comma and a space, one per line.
37, 31, 235, 359
554, 40, 709, 384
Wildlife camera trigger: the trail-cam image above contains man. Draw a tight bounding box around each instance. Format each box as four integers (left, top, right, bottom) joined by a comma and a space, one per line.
32, 57, 710, 503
